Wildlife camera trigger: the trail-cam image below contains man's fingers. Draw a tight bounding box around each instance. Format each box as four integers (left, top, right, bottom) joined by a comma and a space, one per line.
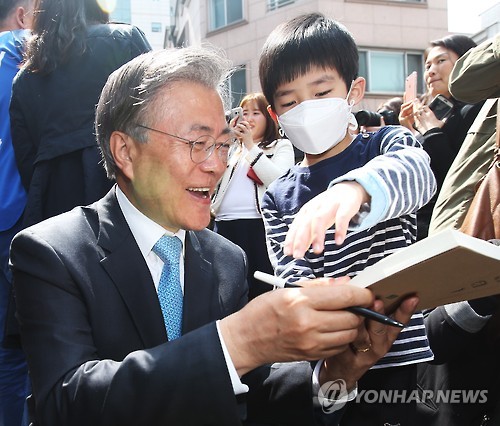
366, 297, 419, 355
392, 296, 419, 326
365, 300, 389, 350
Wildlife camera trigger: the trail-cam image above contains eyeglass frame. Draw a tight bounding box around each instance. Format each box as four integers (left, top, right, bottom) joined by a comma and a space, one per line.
134, 123, 239, 164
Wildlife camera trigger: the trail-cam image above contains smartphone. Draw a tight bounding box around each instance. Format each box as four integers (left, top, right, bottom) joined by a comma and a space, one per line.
428, 94, 454, 120
225, 107, 243, 124
404, 71, 417, 103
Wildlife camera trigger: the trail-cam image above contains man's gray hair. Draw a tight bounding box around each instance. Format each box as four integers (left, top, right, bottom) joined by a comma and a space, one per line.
95, 45, 234, 179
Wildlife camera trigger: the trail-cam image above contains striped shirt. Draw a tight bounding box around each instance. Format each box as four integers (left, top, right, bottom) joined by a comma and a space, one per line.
262, 126, 436, 368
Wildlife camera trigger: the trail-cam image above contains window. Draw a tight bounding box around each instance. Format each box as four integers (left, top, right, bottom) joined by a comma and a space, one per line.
359, 50, 424, 95
267, 0, 295, 11
209, 0, 243, 31
228, 66, 246, 107
151, 22, 162, 33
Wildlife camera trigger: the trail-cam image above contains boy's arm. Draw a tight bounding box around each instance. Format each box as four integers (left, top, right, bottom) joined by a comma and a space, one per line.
285, 127, 436, 258
261, 191, 317, 282
335, 127, 436, 225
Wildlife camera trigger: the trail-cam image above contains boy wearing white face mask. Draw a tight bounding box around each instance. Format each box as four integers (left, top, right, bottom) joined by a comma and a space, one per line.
259, 13, 437, 426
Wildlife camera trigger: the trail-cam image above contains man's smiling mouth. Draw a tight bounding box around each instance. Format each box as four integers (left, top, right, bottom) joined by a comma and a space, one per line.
187, 187, 211, 199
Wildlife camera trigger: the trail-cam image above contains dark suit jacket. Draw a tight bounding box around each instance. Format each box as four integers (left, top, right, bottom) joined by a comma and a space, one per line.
10, 188, 326, 426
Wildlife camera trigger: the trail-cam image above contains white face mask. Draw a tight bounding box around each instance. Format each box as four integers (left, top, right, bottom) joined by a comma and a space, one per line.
277, 95, 358, 155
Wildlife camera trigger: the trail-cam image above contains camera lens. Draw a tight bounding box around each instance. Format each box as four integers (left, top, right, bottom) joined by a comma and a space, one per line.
355, 110, 383, 127
378, 109, 399, 125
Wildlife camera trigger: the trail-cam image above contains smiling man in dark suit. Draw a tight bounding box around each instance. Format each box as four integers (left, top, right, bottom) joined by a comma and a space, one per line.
9, 46, 417, 426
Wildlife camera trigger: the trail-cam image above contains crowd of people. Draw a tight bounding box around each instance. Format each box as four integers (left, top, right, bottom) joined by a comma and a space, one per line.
0, 1, 498, 425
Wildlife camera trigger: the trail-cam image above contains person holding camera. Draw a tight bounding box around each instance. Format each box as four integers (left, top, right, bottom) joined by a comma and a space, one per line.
355, 96, 402, 133
211, 92, 294, 299
398, 34, 484, 239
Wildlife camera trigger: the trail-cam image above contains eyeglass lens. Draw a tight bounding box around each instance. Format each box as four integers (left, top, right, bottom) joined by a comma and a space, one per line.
190, 136, 238, 164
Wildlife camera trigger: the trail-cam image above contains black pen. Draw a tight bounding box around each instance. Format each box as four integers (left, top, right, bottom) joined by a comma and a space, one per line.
254, 271, 404, 328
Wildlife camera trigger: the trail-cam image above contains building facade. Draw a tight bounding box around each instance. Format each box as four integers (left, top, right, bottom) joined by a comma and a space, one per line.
474, 2, 500, 44
111, 0, 173, 50
169, 0, 451, 110
113, 0, 497, 111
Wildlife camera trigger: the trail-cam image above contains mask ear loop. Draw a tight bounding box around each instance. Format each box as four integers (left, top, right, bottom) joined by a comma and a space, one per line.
348, 109, 359, 133
346, 82, 359, 133
267, 104, 286, 138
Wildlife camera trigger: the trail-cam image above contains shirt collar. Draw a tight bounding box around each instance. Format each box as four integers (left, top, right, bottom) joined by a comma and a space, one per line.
115, 186, 186, 258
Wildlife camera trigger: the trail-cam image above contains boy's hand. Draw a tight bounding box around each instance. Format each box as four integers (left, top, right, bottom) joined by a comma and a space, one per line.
284, 182, 370, 258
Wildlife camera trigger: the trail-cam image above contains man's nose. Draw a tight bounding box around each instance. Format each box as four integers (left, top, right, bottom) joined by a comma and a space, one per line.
200, 149, 226, 175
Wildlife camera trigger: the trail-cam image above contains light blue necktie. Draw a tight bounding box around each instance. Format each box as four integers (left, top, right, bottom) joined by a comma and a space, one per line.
152, 235, 183, 340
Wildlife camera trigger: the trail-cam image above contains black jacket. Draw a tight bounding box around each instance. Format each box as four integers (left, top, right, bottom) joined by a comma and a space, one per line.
9, 23, 151, 227
417, 305, 500, 425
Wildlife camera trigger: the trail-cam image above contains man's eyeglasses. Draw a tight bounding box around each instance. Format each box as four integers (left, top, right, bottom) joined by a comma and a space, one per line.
135, 124, 239, 164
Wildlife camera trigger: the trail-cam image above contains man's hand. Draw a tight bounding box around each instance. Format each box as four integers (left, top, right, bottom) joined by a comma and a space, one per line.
284, 182, 370, 258
319, 296, 419, 390
219, 277, 374, 376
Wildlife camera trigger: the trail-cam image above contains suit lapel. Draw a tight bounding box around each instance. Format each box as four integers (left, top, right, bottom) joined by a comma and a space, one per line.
96, 189, 167, 348
95, 190, 222, 344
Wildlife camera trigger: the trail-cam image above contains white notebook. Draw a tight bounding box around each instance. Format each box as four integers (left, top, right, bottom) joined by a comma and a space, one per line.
349, 230, 500, 311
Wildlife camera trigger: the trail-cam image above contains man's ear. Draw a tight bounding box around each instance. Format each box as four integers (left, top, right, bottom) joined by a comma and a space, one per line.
266, 105, 278, 122
110, 131, 134, 179
348, 77, 366, 106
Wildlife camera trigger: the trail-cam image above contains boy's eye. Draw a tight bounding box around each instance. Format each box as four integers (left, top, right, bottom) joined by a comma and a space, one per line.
316, 90, 332, 97
281, 100, 296, 108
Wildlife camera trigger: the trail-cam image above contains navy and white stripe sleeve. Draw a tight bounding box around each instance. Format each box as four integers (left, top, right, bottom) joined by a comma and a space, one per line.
329, 127, 437, 230
262, 191, 317, 282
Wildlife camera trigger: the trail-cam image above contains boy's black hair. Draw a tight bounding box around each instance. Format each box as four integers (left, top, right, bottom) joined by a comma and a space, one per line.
259, 12, 359, 110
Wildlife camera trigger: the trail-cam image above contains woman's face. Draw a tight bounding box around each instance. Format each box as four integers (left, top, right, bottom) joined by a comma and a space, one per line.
424, 45, 459, 99
242, 100, 267, 142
